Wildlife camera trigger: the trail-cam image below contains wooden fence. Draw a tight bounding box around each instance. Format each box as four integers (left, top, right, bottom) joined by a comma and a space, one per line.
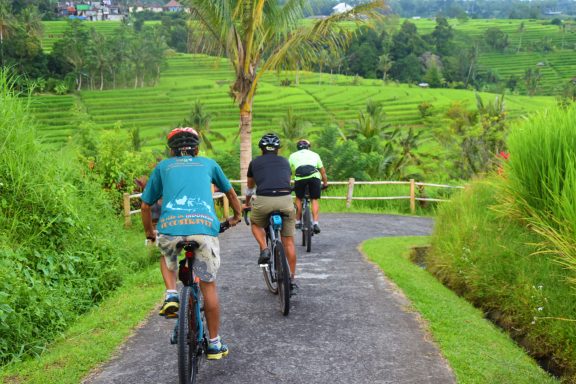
123, 178, 463, 227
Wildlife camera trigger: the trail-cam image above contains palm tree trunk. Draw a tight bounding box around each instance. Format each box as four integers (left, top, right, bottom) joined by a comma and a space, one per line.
239, 101, 253, 195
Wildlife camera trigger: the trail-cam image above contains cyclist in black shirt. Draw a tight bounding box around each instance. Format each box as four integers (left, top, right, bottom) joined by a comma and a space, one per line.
244, 133, 298, 293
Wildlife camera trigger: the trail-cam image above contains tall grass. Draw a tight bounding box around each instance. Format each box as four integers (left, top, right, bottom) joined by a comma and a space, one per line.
427, 179, 576, 381
0, 70, 151, 365
501, 106, 576, 284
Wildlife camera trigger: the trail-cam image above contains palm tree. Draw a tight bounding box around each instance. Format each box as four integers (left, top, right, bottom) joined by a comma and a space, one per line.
0, 2, 17, 66
19, 6, 44, 43
348, 100, 397, 154
378, 53, 393, 82
185, 0, 384, 191
279, 107, 310, 151
181, 99, 226, 151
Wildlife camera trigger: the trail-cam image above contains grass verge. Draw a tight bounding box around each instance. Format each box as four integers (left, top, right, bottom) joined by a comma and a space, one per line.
361, 236, 558, 384
0, 262, 163, 384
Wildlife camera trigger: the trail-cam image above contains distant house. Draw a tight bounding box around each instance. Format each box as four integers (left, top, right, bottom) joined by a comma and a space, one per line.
147, 3, 164, 12
332, 2, 353, 14
130, 2, 163, 13
163, 0, 183, 12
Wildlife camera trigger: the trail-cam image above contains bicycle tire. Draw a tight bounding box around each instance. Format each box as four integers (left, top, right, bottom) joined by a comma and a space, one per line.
262, 257, 278, 294
178, 286, 200, 384
274, 240, 290, 316
304, 203, 312, 253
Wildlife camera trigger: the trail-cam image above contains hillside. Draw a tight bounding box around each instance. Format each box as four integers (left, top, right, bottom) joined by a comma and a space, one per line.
30, 53, 556, 150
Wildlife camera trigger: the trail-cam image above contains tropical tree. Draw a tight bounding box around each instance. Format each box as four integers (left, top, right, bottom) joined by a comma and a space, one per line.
86, 28, 109, 90
279, 106, 311, 151
377, 53, 393, 82
19, 6, 43, 43
524, 67, 542, 96
185, 0, 384, 190
348, 100, 397, 154
57, 20, 89, 91
0, 2, 17, 66
180, 99, 225, 151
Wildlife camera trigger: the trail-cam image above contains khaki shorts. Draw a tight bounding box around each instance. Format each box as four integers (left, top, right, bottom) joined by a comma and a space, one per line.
251, 195, 295, 237
156, 234, 220, 282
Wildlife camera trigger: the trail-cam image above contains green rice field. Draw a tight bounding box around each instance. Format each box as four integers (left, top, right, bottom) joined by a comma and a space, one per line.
35, 17, 573, 150
30, 54, 556, 149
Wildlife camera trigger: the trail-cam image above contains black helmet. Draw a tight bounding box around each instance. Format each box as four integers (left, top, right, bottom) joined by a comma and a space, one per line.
167, 127, 200, 150
258, 133, 281, 151
297, 139, 310, 150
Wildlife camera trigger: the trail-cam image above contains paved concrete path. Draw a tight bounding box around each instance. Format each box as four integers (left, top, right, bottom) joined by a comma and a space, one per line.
85, 213, 455, 384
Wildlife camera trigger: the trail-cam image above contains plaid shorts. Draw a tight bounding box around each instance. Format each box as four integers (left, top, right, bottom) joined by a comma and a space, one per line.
156, 234, 220, 282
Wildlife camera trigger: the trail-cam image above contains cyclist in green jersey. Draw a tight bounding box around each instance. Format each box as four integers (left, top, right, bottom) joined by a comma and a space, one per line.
288, 139, 328, 234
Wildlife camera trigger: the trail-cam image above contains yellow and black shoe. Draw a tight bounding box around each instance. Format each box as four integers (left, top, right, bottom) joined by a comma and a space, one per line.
159, 295, 179, 318
207, 341, 229, 360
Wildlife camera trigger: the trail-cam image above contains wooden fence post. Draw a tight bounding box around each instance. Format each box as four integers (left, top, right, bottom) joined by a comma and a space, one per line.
346, 178, 355, 208
222, 194, 229, 218
409, 179, 416, 214
123, 192, 131, 227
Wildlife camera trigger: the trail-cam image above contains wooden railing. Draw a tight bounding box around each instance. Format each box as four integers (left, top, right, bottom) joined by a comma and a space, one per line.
123, 178, 463, 227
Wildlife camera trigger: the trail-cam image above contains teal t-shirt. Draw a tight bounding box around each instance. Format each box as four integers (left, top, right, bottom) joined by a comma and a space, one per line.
141, 156, 232, 237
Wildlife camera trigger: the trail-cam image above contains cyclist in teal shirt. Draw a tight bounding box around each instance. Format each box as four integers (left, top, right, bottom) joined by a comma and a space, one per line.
141, 127, 242, 360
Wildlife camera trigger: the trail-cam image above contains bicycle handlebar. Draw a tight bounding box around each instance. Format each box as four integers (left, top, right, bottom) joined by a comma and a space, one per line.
219, 220, 231, 233
243, 207, 251, 225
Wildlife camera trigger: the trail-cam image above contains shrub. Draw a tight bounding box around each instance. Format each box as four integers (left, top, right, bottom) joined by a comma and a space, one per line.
427, 179, 576, 381
0, 70, 149, 364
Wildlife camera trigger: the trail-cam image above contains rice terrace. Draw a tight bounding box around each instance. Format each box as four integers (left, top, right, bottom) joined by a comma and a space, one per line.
2, 1, 576, 384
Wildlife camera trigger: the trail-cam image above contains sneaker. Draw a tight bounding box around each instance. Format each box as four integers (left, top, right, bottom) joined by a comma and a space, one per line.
313, 223, 321, 234
290, 281, 299, 296
159, 293, 179, 318
295, 222, 302, 230
207, 341, 229, 360
258, 248, 271, 265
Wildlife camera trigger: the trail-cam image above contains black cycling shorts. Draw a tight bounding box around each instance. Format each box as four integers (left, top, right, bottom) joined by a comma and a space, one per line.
294, 178, 322, 199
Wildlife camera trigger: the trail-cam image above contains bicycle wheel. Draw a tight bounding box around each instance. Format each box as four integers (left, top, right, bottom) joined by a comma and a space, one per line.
304, 205, 312, 253
274, 240, 290, 316
178, 286, 200, 384
262, 257, 278, 294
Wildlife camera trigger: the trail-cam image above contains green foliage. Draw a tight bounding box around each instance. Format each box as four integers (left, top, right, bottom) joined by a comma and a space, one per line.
501, 106, 576, 285
0, 70, 152, 364
484, 27, 509, 52
74, 120, 158, 208
442, 94, 508, 178
427, 178, 576, 382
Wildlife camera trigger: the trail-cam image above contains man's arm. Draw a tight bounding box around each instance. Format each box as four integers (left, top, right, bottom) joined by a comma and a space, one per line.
244, 176, 256, 206
141, 202, 156, 240
319, 167, 328, 188
224, 187, 242, 225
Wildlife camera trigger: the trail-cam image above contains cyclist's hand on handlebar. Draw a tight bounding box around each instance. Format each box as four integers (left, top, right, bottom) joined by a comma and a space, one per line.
228, 215, 242, 227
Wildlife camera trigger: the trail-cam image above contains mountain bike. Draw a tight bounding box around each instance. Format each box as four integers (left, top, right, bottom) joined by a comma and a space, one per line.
300, 184, 328, 253
170, 221, 231, 384
300, 187, 313, 253
243, 208, 291, 316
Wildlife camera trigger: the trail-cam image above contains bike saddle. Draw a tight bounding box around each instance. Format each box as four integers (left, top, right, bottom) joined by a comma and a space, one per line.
176, 240, 200, 251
